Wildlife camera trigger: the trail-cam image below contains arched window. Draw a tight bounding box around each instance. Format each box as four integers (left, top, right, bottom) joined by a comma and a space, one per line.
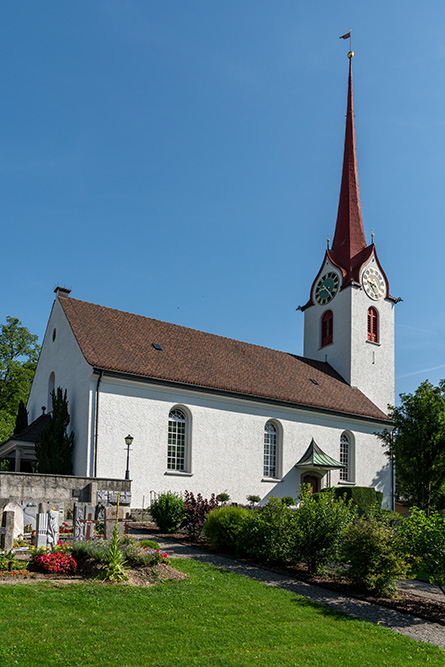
367, 307, 378, 343
321, 310, 333, 347
339, 432, 355, 483
167, 408, 187, 471
339, 432, 349, 481
263, 421, 278, 478
48, 372, 55, 412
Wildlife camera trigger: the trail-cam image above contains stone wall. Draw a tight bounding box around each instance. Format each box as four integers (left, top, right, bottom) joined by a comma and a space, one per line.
0, 472, 131, 512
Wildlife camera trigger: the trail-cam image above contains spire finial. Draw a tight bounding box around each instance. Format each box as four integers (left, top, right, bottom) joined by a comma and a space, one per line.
371, 229, 375, 243
327, 235, 330, 249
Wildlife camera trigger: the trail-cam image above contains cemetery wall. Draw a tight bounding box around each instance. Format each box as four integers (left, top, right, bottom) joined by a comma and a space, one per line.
0, 472, 131, 511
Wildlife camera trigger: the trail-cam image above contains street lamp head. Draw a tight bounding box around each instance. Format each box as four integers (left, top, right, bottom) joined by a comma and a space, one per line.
125, 434, 134, 447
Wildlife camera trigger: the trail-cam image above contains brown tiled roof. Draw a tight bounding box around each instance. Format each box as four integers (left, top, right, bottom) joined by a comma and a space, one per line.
59, 297, 390, 422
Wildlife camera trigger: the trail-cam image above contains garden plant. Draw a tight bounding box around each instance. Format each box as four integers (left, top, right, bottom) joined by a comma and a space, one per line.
150, 491, 185, 533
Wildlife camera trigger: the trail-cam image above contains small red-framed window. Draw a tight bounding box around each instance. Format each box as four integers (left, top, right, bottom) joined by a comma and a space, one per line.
321, 310, 333, 347
367, 307, 378, 343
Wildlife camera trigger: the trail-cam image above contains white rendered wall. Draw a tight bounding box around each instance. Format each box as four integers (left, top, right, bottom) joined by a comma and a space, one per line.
94, 376, 392, 508
304, 256, 394, 414
27, 298, 93, 476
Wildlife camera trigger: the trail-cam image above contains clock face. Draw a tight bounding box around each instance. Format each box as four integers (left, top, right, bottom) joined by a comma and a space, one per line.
362, 266, 385, 300
315, 272, 340, 305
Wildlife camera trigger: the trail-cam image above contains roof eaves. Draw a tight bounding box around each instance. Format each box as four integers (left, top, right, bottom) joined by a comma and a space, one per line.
93, 367, 392, 425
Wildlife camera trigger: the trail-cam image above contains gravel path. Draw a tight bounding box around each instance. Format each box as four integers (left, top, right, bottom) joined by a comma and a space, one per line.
138, 531, 445, 650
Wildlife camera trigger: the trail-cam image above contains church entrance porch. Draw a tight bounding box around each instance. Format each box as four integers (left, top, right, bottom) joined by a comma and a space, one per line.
295, 438, 345, 494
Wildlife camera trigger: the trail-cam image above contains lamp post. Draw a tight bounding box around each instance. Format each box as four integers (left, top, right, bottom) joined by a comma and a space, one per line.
124, 434, 134, 480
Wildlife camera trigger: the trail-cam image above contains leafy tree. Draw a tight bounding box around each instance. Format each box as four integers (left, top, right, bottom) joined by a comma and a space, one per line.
379, 380, 445, 513
399, 507, 445, 596
34, 387, 74, 474
0, 316, 39, 443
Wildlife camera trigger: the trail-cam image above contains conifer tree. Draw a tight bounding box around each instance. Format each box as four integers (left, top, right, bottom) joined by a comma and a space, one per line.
14, 399, 28, 435
35, 387, 74, 474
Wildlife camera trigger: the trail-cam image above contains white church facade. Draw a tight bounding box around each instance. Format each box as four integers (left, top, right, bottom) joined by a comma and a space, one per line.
5, 55, 397, 508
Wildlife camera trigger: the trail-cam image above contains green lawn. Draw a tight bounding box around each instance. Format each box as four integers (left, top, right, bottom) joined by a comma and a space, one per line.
0, 559, 442, 667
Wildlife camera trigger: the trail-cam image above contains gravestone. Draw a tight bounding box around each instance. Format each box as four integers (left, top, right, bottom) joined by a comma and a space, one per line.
47, 510, 59, 547
36, 509, 60, 549
73, 503, 95, 541
36, 512, 48, 549
3, 501, 24, 541
104, 506, 124, 540
22, 502, 38, 531
0, 511, 14, 551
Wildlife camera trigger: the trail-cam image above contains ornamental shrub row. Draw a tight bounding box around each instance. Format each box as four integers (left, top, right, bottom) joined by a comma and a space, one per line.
203, 487, 409, 597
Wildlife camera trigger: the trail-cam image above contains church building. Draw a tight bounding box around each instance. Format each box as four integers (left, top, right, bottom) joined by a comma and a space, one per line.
4, 54, 396, 508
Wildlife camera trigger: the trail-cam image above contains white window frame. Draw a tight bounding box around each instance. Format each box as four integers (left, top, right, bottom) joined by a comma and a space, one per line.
263, 420, 282, 480
167, 407, 191, 473
339, 431, 355, 483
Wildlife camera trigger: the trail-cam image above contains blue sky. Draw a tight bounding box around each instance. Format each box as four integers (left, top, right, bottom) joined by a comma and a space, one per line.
1, 1, 444, 403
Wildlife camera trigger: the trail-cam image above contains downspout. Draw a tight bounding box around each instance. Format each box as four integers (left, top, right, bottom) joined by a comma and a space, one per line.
93, 370, 103, 477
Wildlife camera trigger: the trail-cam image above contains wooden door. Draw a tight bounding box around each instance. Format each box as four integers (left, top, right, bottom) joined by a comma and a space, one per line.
303, 475, 319, 494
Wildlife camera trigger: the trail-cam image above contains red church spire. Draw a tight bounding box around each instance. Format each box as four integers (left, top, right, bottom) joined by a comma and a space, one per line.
331, 54, 367, 272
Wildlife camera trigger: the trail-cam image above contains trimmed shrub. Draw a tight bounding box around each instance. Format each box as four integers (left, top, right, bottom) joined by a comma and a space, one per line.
150, 491, 185, 533
281, 497, 295, 506
182, 491, 218, 540
319, 486, 382, 515
295, 485, 354, 575
340, 516, 408, 597
203, 505, 250, 554
138, 539, 160, 550
240, 497, 298, 565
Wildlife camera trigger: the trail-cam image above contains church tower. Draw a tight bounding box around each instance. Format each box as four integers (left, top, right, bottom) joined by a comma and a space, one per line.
303, 53, 396, 414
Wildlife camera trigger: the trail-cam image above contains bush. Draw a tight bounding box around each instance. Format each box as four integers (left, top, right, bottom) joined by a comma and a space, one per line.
319, 486, 382, 515
203, 505, 250, 554
281, 497, 295, 506
399, 507, 445, 596
138, 539, 160, 550
339, 516, 408, 597
240, 497, 298, 565
150, 491, 185, 533
216, 492, 230, 503
182, 491, 218, 540
295, 485, 354, 575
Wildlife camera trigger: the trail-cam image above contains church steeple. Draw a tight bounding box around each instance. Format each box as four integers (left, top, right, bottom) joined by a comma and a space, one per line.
330, 54, 367, 274
303, 51, 395, 415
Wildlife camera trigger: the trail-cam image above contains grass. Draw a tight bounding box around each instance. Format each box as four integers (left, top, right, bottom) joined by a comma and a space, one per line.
0, 559, 443, 666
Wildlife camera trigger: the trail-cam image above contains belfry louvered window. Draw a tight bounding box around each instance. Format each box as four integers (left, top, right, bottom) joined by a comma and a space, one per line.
167, 408, 187, 471
321, 310, 333, 347
367, 307, 378, 343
